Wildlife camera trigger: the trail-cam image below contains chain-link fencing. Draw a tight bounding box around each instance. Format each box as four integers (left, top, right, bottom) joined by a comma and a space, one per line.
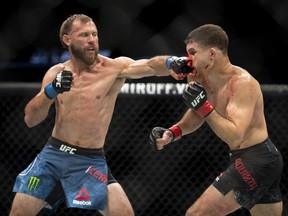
1, 83, 287, 216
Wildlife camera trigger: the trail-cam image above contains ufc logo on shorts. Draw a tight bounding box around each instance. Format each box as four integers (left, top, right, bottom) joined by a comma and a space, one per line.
191, 91, 205, 107
60, 144, 76, 154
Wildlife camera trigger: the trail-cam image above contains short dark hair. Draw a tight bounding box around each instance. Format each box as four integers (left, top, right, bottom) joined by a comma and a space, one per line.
185, 24, 228, 54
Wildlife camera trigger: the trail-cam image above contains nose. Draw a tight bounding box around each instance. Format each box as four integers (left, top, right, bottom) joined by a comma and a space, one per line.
186, 55, 194, 68
88, 34, 97, 43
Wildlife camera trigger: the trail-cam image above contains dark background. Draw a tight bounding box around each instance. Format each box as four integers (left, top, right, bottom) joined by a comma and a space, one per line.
0, 0, 288, 83
1, 85, 288, 216
1, 1, 288, 215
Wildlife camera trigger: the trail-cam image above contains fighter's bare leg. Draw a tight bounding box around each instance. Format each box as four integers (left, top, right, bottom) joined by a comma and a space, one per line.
99, 183, 134, 216
185, 185, 241, 216
9, 192, 47, 216
250, 202, 283, 216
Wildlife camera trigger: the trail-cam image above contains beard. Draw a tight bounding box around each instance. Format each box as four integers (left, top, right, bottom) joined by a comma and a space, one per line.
70, 44, 98, 66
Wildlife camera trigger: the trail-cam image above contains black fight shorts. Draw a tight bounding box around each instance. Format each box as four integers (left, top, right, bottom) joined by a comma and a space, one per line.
212, 138, 283, 210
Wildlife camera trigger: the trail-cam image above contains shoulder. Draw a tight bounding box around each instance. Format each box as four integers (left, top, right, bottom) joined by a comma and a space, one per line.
42, 62, 68, 84
231, 66, 261, 94
98, 55, 135, 68
102, 56, 138, 78
113, 56, 136, 66
48, 62, 68, 74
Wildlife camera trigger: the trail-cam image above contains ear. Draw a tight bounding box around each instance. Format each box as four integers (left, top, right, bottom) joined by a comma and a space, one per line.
62, 34, 70, 47
209, 48, 216, 60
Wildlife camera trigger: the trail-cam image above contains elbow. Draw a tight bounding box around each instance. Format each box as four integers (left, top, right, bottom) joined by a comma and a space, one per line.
24, 115, 38, 128
227, 133, 245, 148
26, 122, 36, 128
24, 119, 35, 128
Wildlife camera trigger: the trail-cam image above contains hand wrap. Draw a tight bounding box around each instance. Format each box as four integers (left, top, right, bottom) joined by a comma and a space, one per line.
149, 125, 182, 151
45, 70, 73, 99
183, 82, 214, 117
166, 56, 193, 74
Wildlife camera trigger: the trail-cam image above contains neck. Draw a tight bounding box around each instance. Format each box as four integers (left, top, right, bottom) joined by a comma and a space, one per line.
204, 58, 232, 89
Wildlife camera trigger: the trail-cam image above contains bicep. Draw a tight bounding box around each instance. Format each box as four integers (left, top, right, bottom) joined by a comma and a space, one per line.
226, 82, 258, 134
119, 58, 153, 79
118, 56, 170, 79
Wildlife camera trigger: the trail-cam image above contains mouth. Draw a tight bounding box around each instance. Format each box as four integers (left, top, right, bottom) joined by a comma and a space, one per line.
87, 48, 96, 52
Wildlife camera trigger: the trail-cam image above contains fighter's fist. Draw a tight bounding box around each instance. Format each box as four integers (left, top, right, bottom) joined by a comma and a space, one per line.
149, 125, 182, 151
183, 82, 214, 117
45, 70, 73, 99
166, 56, 193, 74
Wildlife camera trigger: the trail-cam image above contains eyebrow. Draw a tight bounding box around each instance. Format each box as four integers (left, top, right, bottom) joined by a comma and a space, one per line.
187, 47, 196, 53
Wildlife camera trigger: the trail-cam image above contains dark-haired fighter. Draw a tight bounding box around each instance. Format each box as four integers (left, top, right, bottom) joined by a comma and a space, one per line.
150, 24, 283, 216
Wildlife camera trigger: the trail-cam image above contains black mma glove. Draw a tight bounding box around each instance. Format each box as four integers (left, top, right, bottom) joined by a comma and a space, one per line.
166, 56, 193, 74
149, 125, 182, 151
44, 70, 73, 99
183, 82, 214, 117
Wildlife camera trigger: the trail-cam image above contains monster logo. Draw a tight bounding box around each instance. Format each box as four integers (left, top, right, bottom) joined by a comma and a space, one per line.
28, 176, 40, 190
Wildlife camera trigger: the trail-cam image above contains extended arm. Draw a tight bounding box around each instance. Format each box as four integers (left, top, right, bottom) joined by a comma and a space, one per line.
119, 55, 193, 80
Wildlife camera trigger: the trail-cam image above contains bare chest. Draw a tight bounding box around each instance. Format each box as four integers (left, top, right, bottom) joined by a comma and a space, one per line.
57, 72, 122, 111
208, 86, 232, 115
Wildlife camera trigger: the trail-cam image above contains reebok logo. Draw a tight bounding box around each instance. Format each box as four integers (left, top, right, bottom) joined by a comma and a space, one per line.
73, 187, 92, 206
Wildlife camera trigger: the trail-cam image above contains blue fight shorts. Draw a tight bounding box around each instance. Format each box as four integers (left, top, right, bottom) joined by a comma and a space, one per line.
13, 136, 109, 211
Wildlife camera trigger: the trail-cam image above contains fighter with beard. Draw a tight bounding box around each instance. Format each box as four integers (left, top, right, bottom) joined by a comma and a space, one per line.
9, 14, 184, 216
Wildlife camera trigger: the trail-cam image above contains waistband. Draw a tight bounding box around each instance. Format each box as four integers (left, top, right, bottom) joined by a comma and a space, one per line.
230, 138, 279, 157
47, 136, 105, 157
